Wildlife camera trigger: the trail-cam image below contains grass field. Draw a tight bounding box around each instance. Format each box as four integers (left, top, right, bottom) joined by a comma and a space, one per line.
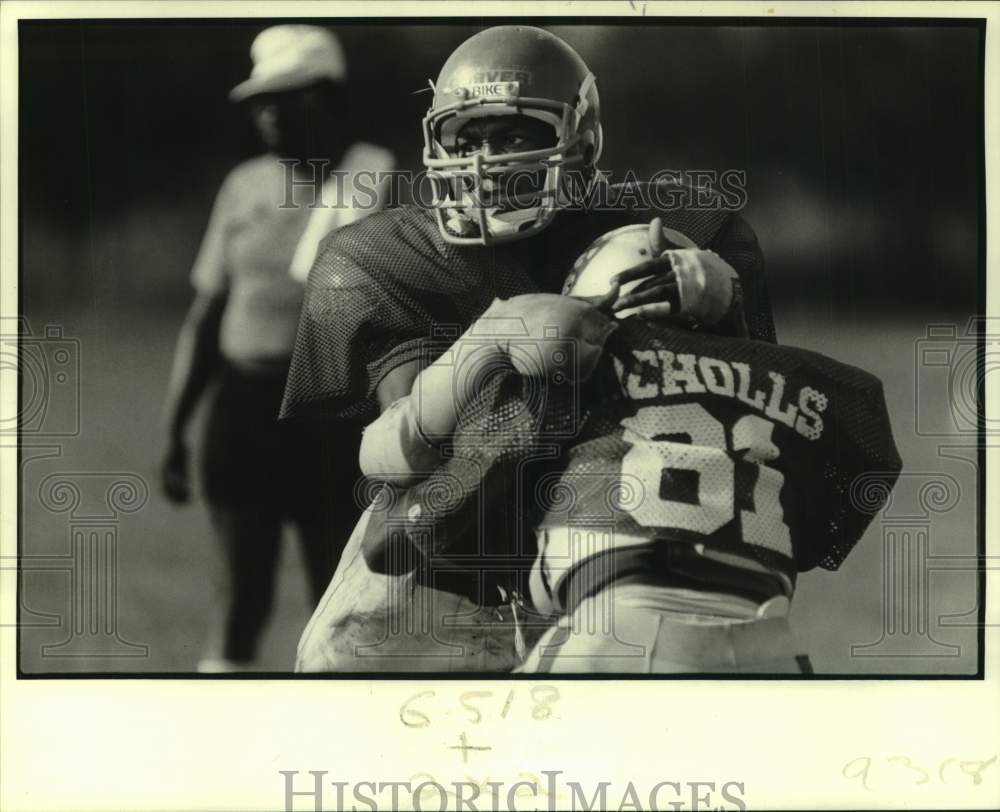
16, 303, 980, 675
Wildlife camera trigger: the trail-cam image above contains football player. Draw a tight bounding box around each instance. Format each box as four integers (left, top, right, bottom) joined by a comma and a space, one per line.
282, 26, 777, 672
363, 221, 902, 673
521, 222, 902, 672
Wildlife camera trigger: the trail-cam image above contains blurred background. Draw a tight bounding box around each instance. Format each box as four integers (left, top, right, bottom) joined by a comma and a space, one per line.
16, 20, 983, 674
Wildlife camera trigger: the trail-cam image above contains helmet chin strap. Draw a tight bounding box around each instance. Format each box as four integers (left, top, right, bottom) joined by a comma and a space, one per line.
486, 206, 540, 231
444, 206, 539, 239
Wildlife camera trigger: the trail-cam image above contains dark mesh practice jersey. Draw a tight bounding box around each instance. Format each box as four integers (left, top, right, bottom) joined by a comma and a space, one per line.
380, 319, 901, 602
538, 320, 901, 587
280, 182, 776, 423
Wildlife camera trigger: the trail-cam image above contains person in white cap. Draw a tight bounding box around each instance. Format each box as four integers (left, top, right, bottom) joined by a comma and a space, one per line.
160, 25, 394, 673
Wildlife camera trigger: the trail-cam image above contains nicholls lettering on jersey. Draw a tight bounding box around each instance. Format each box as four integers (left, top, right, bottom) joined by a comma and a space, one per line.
611, 347, 829, 441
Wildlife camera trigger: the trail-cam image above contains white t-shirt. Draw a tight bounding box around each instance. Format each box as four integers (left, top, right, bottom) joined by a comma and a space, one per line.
190, 142, 395, 369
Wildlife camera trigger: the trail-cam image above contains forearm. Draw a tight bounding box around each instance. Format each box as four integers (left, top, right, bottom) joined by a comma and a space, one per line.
360, 331, 507, 485
361, 293, 612, 484
163, 294, 226, 441
409, 334, 508, 441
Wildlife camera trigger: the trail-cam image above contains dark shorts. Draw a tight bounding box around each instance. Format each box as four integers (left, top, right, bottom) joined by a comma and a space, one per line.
201, 364, 363, 525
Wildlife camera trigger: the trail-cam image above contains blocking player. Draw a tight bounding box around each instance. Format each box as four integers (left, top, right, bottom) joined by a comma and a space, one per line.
363, 221, 902, 673
282, 25, 777, 672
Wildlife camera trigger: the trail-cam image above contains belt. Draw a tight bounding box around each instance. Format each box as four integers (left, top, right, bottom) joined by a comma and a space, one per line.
599, 578, 791, 621
540, 527, 791, 615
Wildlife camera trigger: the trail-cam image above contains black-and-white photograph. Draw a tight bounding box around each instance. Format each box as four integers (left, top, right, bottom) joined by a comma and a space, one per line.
11, 13, 986, 683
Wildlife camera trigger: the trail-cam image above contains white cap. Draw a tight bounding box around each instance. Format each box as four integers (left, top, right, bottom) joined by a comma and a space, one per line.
229, 25, 346, 102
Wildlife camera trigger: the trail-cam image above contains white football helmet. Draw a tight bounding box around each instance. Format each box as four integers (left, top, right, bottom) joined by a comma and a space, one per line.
563, 223, 697, 318
422, 26, 603, 246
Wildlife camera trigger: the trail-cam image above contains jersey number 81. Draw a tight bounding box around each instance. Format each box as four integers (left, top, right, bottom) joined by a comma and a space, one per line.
620, 404, 792, 557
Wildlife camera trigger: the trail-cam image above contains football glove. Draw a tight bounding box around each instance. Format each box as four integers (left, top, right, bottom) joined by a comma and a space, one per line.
612, 218, 748, 335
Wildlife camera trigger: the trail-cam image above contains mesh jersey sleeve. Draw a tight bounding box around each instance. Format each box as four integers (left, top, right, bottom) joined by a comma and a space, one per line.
808, 372, 902, 571
710, 214, 776, 344
279, 229, 434, 422
365, 369, 579, 563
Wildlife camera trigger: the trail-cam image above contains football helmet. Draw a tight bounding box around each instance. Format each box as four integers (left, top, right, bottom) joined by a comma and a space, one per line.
563, 223, 696, 318
422, 26, 603, 246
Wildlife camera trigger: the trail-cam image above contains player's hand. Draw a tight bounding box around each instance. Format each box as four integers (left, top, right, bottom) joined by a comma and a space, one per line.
612, 217, 741, 326
478, 293, 618, 382
160, 438, 191, 504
